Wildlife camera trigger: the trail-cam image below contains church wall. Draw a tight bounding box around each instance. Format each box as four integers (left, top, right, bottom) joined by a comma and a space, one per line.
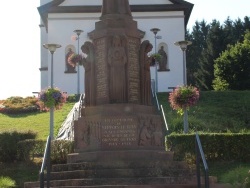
46, 17, 98, 94
134, 12, 185, 92
40, 23, 49, 90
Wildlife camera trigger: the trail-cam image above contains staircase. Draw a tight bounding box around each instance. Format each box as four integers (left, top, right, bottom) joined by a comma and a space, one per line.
24, 150, 231, 188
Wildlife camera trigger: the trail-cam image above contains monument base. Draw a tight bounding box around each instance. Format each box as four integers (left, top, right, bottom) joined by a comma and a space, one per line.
74, 104, 165, 152
67, 150, 173, 163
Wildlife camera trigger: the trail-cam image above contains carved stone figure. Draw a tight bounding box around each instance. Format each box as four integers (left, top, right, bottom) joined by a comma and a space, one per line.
139, 119, 152, 146
81, 42, 95, 106
158, 46, 168, 71
108, 35, 128, 103
102, 0, 131, 16
150, 118, 163, 146
140, 40, 153, 105
65, 48, 76, 73
81, 122, 90, 147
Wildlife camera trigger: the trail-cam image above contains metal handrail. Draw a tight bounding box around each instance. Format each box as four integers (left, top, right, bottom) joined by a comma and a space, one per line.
195, 133, 209, 188
160, 105, 169, 132
40, 136, 51, 188
155, 92, 160, 111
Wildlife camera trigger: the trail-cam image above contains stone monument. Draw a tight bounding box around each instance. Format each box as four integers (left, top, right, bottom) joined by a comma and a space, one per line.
71, 0, 166, 159
24, 1, 205, 187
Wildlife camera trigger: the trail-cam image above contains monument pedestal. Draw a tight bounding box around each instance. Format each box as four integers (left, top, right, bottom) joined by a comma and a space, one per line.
73, 104, 165, 153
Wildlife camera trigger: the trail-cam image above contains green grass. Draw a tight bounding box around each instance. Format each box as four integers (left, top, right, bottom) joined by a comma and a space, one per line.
208, 162, 250, 186
0, 102, 75, 140
158, 90, 250, 133
0, 162, 40, 188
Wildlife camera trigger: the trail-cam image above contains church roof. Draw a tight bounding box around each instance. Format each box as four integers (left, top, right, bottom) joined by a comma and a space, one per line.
38, 0, 193, 31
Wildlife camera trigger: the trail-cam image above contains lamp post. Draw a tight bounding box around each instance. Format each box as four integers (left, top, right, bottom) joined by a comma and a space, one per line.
73, 29, 83, 95
174, 40, 192, 133
43, 43, 61, 139
150, 28, 160, 93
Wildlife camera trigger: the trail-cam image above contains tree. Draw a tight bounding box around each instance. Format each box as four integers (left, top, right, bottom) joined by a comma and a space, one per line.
196, 20, 225, 90
186, 16, 250, 90
213, 31, 250, 90
186, 20, 209, 87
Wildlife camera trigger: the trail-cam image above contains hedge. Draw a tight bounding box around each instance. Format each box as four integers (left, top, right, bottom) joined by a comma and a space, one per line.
0, 131, 37, 162
17, 139, 74, 164
166, 133, 250, 162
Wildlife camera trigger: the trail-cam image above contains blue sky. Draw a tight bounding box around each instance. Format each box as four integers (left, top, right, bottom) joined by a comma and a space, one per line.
0, 0, 249, 100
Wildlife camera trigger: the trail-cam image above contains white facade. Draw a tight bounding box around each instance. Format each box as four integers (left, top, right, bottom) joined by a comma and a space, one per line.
38, 0, 193, 94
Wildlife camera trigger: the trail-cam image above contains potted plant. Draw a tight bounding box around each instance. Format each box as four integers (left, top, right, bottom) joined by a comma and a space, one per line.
38, 87, 67, 111
168, 85, 200, 115
150, 53, 162, 66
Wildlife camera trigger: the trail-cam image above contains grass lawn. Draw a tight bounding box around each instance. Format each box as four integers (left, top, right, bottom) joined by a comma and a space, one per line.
158, 90, 250, 133
0, 102, 75, 140
209, 161, 250, 186
0, 161, 41, 188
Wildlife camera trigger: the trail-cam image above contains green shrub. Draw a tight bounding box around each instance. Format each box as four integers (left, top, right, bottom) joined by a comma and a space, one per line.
0, 176, 16, 188
17, 139, 74, 164
67, 94, 78, 103
0, 131, 37, 162
221, 166, 250, 187
166, 133, 250, 162
51, 140, 74, 164
17, 139, 46, 161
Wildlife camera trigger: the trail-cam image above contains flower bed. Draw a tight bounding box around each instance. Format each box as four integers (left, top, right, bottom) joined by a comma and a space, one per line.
0, 97, 39, 114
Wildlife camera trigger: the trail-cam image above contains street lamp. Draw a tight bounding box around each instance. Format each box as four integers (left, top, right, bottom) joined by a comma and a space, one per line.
73, 29, 83, 95
174, 40, 192, 133
174, 40, 192, 85
43, 43, 61, 139
150, 28, 160, 92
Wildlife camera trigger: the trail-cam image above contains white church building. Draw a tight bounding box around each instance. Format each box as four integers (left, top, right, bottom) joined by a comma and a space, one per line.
37, 0, 193, 95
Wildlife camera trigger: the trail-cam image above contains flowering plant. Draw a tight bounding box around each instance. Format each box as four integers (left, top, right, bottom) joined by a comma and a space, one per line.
169, 85, 200, 115
151, 53, 162, 61
150, 53, 162, 66
68, 53, 83, 67
38, 87, 67, 111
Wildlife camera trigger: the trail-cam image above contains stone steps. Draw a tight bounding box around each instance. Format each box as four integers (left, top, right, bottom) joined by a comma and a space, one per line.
52, 160, 189, 172
48, 168, 192, 179
26, 182, 232, 188
25, 176, 196, 187
24, 150, 232, 188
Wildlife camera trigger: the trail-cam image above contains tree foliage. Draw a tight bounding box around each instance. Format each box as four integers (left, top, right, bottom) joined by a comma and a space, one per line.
213, 31, 250, 90
187, 16, 250, 90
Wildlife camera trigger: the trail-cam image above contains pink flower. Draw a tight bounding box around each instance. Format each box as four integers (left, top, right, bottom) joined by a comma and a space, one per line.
169, 85, 200, 111
68, 53, 82, 67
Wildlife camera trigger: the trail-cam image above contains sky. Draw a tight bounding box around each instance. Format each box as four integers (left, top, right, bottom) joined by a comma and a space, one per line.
0, 0, 249, 100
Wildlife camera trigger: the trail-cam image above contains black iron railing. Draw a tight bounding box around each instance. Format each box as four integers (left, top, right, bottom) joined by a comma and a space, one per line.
195, 133, 209, 188
40, 136, 51, 188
